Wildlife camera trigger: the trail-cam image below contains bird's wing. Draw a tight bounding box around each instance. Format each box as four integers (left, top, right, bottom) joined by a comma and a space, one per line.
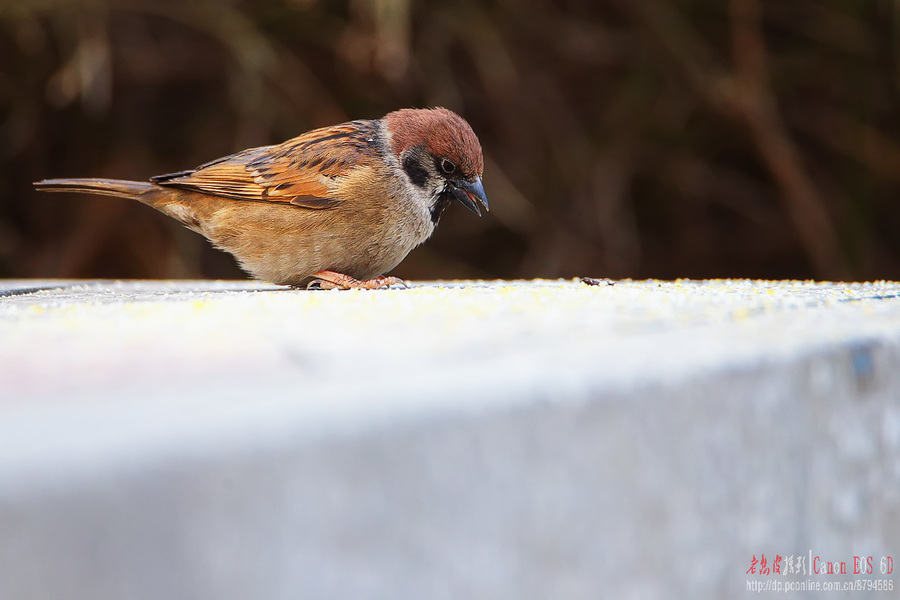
151, 119, 380, 209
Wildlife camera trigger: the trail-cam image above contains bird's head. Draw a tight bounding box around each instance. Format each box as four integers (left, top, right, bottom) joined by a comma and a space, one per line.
384, 107, 489, 223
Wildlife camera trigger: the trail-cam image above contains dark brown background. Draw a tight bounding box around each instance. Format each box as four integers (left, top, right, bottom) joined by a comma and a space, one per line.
2, 0, 898, 282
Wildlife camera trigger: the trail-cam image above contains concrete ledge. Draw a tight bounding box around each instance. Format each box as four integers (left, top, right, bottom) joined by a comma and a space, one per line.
1, 279, 899, 599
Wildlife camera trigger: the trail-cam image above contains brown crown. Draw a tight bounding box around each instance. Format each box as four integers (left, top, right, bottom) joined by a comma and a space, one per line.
383, 107, 484, 179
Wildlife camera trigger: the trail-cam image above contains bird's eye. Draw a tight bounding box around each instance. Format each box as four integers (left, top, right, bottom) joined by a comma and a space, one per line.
440, 158, 457, 175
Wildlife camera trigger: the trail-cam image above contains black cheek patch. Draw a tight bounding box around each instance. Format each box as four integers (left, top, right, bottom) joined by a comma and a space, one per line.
403, 154, 430, 188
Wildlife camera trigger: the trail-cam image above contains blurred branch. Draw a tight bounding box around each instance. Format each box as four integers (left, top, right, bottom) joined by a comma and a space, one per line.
45, 15, 111, 113
371, 0, 411, 83
589, 142, 641, 277
482, 154, 539, 237
621, 0, 848, 279
793, 104, 900, 184
664, 153, 773, 225
726, 0, 846, 279
768, 1, 874, 57
127, 0, 342, 123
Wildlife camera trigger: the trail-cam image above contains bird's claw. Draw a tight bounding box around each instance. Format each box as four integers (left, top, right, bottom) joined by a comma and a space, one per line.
307, 271, 407, 290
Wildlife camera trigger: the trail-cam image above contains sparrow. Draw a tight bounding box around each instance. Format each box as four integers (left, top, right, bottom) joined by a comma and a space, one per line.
34, 107, 488, 289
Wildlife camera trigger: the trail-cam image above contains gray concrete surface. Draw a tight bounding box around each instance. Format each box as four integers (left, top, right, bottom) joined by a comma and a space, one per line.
0, 278, 898, 599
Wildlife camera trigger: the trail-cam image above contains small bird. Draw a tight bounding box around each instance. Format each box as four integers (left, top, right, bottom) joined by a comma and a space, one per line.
34, 107, 488, 289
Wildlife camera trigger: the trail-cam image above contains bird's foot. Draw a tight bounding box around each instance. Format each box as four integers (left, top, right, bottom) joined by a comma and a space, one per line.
307, 271, 408, 290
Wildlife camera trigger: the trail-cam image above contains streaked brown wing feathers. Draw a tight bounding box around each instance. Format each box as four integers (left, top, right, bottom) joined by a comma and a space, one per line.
152, 120, 379, 208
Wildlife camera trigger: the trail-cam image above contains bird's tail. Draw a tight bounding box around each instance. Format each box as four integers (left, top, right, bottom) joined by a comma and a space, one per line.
33, 178, 153, 199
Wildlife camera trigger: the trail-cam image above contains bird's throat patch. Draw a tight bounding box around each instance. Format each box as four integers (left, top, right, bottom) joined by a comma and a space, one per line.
430, 194, 452, 224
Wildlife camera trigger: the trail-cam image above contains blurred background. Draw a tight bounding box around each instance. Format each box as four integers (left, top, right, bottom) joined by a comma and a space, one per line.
1, 0, 898, 282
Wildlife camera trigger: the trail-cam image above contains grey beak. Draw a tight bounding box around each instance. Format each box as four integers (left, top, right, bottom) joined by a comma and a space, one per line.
450, 177, 489, 216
